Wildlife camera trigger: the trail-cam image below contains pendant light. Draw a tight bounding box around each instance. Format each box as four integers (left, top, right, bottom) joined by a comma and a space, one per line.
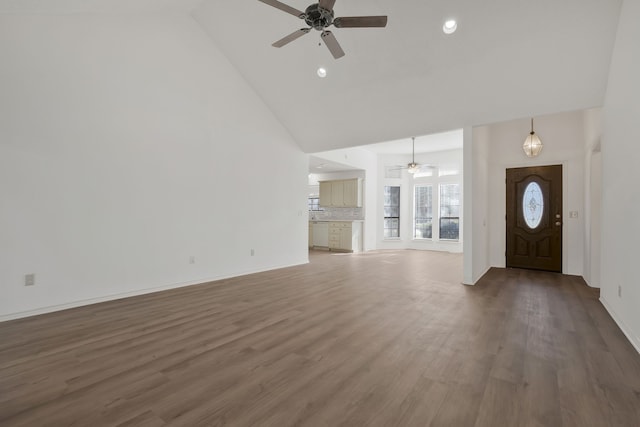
523, 118, 543, 157
407, 137, 419, 174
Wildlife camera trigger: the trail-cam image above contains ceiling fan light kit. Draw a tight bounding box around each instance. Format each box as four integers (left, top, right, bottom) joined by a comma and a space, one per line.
258, 0, 388, 59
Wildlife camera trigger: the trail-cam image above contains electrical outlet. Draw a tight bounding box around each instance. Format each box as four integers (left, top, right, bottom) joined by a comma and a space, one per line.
618, 285, 622, 298
189, 256, 195, 264
25, 274, 35, 286
569, 211, 579, 218
250, 249, 255, 256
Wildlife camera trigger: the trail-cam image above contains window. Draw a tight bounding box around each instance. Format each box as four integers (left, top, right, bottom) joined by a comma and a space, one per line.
523, 182, 543, 229
414, 186, 433, 239
384, 186, 400, 238
439, 184, 460, 240
308, 197, 323, 211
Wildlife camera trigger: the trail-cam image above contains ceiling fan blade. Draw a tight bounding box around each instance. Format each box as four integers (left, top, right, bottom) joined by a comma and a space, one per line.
334, 16, 388, 28
418, 164, 436, 171
272, 28, 311, 48
258, 0, 305, 18
321, 30, 345, 59
319, 0, 336, 11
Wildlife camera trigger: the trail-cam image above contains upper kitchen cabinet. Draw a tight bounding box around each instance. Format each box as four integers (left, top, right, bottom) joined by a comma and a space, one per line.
319, 178, 362, 207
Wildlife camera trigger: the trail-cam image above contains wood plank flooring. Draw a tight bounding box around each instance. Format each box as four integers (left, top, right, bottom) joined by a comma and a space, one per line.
1, 250, 640, 426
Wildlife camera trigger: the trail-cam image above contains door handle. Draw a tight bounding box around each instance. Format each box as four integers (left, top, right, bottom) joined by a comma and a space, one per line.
555, 221, 562, 226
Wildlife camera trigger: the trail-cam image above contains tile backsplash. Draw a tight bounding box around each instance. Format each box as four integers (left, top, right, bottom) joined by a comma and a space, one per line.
309, 207, 364, 221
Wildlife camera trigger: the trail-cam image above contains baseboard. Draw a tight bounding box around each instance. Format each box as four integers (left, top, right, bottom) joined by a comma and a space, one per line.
462, 265, 492, 286
600, 296, 640, 355
0, 260, 309, 323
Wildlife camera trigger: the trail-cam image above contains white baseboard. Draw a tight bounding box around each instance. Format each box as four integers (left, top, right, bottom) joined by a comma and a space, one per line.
0, 260, 309, 323
600, 296, 640, 355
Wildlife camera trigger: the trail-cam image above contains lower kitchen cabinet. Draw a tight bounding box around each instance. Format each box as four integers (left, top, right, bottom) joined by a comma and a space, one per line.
309, 221, 363, 252
328, 221, 363, 252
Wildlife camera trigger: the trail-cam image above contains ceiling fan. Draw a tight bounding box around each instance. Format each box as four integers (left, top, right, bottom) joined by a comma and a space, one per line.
258, 0, 388, 59
391, 137, 436, 175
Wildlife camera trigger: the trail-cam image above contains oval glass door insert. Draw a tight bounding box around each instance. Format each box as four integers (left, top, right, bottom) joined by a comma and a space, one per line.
523, 182, 544, 229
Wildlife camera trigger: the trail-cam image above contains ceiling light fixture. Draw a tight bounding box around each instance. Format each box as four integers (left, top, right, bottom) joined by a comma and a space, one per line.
317, 67, 327, 78
443, 19, 457, 34
523, 118, 543, 157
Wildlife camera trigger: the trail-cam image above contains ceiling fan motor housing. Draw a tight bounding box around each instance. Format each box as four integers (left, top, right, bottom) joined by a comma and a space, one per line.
305, 3, 334, 30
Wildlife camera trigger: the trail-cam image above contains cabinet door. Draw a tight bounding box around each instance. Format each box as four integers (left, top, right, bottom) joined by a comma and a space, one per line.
319, 181, 332, 206
339, 226, 353, 250
342, 179, 358, 207
312, 222, 329, 247
331, 181, 344, 207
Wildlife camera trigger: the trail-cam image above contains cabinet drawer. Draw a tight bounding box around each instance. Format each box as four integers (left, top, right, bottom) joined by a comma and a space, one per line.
329, 222, 351, 229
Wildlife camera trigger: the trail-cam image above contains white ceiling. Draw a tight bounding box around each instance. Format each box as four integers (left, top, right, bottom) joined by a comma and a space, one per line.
309, 155, 360, 173
1, 0, 622, 156
362, 129, 463, 155
194, 0, 621, 153
0, 0, 201, 14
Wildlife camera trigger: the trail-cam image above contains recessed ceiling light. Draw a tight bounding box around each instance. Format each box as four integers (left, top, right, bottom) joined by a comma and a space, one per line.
317, 67, 327, 78
443, 19, 457, 34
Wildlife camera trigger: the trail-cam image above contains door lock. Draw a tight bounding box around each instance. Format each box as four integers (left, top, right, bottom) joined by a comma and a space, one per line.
555, 221, 562, 226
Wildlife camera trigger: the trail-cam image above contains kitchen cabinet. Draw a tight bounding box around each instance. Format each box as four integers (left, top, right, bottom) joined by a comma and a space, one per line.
319, 181, 332, 207
328, 221, 363, 252
310, 221, 363, 252
311, 222, 329, 247
319, 178, 362, 207
330, 181, 344, 206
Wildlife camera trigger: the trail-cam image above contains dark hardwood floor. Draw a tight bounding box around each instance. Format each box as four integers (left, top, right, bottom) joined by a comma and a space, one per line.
1, 250, 640, 426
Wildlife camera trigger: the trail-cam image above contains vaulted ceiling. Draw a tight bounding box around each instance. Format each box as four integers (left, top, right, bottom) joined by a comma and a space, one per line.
0, 0, 622, 154
194, 0, 621, 153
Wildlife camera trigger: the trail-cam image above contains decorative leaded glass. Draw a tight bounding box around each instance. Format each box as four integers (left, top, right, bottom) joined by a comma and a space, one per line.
523, 182, 543, 229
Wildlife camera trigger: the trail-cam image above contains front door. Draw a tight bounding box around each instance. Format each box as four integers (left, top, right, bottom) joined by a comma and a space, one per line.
506, 165, 562, 272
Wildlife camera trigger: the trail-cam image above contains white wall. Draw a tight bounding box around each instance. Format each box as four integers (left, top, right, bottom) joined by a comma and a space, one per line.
484, 112, 586, 276
378, 149, 464, 253
583, 108, 603, 287
600, 0, 640, 352
469, 125, 491, 283
0, 14, 309, 319
588, 151, 602, 287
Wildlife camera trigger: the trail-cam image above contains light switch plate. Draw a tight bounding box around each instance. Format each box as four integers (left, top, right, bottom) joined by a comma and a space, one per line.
569, 211, 578, 218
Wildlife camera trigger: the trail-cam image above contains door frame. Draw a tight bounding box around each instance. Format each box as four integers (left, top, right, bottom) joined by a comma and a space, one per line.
500, 161, 568, 274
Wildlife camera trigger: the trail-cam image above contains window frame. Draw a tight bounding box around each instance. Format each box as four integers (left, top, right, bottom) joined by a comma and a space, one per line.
308, 197, 323, 212
413, 184, 433, 240
383, 185, 401, 239
438, 183, 460, 241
